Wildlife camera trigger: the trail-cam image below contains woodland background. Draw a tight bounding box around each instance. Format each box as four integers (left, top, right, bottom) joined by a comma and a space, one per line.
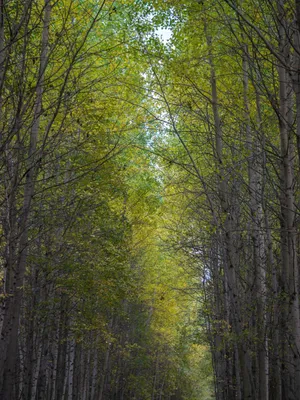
1, 0, 300, 399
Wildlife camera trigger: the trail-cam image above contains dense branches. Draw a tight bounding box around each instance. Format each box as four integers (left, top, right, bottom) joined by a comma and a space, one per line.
0, 1, 211, 399
147, 0, 300, 399
6, 0, 300, 399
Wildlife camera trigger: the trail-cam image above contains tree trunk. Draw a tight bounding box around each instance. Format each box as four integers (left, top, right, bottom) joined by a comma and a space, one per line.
277, 2, 300, 396
98, 344, 110, 400
51, 321, 60, 400
31, 330, 44, 400
244, 51, 268, 398
67, 338, 75, 400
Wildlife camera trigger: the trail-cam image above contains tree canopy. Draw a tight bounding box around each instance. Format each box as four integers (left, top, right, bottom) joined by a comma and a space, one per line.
1, 0, 300, 399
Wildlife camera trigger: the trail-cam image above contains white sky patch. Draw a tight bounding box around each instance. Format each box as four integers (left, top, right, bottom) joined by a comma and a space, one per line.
155, 27, 172, 44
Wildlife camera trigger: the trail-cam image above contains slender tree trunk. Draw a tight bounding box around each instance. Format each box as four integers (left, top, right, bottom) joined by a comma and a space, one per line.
82, 347, 91, 400
31, 330, 44, 400
294, 0, 300, 168
51, 321, 60, 400
91, 345, 98, 400
277, 3, 300, 396
62, 349, 69, 400
98, 344, 111, 400
151, 352, 159, 400
67, 338, 75, 400
244, 50, 268, 399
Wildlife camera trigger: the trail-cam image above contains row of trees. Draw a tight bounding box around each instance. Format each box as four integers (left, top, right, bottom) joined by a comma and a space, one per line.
8, 0, 300, 398
147, 0, 300, 398
0, 1, 213, 399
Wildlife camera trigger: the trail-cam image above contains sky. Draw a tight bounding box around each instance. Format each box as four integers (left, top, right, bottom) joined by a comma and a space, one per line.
156, 27, 173, 44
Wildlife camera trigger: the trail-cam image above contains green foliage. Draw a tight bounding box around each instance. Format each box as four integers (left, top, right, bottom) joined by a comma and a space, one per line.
0, 0, 217, 398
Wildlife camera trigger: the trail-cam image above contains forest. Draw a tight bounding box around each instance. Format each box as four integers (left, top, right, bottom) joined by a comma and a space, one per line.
1, 0, 300, 399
